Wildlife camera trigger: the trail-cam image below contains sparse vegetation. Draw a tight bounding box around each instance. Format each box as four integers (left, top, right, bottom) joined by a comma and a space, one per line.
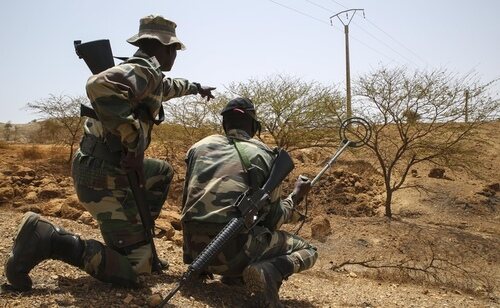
228, 74, 344, 151
20, 145, 44, 160
0, 140, 9, 149
25, 94, 86, 162
354, 67, 500, 217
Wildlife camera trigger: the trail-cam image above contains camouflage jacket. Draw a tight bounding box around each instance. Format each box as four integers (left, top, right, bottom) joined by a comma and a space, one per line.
85, 50, 199, 153
181, 129, 296, 232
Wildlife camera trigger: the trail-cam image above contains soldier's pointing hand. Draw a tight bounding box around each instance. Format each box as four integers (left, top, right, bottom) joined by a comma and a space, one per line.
196, 83, 216, 101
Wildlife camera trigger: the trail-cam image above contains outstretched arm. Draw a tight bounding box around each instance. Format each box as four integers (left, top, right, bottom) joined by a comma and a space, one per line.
162, 78, 216, 101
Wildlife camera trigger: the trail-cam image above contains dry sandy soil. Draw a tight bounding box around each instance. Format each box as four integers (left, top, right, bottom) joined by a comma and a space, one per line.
0, 122, 498, 307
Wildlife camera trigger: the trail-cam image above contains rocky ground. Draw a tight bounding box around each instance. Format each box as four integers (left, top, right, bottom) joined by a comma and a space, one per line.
0, 122, 498, 307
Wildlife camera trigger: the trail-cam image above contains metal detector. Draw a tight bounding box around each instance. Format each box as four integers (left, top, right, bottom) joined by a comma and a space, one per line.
311, 117, 371, 186
294, 117, 371, 234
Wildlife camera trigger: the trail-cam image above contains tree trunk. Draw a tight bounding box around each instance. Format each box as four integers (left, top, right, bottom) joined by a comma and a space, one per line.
384, 189, 392, 218
67, 144, 74, 163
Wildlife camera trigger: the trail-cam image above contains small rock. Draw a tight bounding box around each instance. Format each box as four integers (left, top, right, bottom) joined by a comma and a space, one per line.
155, 219, 176, 240
310, 217, 332, 242
428, 168, 445, 179
348, 272, 357, 278
77, 211, 96, 226
25, 191, 38, 202
124, 294, 134, 304
0, 186, 14, 202
148, 294, 162, 307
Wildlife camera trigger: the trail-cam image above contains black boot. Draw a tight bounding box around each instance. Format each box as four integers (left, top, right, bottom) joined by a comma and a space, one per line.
243, 259, 294, 308
4, 212, 84, 291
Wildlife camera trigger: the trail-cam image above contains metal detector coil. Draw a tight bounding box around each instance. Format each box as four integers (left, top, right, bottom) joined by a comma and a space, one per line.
339, 117, 372, 148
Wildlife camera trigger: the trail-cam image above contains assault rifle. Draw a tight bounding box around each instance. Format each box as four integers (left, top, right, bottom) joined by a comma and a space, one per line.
74, 39, 163, 272
159, 149, 295, 306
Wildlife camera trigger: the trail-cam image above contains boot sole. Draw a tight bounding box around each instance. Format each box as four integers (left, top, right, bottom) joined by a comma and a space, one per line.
4, 212, 40, 291
243, 265, 265, 293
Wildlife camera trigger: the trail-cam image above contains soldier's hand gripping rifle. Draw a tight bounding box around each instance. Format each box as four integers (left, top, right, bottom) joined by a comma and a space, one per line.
159, 149, 295, 306
74, 40, 162, 272
294, 117, 372, 234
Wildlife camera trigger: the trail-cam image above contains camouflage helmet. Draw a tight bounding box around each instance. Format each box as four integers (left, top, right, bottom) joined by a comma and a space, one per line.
127, 15, 186, 50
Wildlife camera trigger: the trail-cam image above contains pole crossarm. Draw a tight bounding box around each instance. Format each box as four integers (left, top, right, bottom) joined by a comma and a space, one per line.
330, 9, 365, 26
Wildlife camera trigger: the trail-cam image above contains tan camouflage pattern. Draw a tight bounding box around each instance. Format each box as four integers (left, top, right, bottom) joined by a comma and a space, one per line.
85, 51, 198, 153
127, 15, 186, 50
181, 129, 317, 278
72, 151, 173, 284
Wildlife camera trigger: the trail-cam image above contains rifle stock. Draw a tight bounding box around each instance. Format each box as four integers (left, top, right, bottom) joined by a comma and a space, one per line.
159, 149, 294, 306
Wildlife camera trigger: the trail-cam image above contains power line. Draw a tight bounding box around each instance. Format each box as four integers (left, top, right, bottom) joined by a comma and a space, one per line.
352, 21, 420, 67
268, 0, 329, 25
364, 18, 428, 66
268, 0, 400, 64
304, 0, 334, 13
328, 0, 347, 9
305, 0, 419, 66
328, 0, 428, 65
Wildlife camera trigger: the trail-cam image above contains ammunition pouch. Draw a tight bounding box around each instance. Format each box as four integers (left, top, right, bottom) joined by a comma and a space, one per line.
80, 134, 122, 165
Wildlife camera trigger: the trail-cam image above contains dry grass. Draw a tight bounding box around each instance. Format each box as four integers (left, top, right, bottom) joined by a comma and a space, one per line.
0, 140, 9, 149
20, 144, 44, 160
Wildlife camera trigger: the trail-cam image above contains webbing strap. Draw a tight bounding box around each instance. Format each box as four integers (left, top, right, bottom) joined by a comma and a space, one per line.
232, 139, 254, 188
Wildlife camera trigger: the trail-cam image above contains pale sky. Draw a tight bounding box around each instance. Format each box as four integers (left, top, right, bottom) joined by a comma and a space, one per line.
1, 0, 499, 123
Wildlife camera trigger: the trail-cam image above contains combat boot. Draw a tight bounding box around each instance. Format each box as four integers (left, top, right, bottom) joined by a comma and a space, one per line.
243, 261, 292, 308
4, 212, 84, 291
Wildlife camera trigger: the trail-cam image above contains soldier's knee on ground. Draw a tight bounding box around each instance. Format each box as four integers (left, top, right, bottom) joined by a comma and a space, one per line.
81, 239, 138, 288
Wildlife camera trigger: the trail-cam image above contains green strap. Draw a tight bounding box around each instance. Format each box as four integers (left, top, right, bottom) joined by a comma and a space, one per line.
233, 140, 252, 171
233, 139, 255, 188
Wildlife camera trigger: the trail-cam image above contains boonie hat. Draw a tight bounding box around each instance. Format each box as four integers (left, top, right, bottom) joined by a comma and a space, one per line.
127, 15, 185, 50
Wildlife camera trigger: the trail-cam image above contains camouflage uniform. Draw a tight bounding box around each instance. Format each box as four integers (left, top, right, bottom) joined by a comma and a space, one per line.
4, 15, 213, 291
72, 52, 200, 283
181, 129, 318, 278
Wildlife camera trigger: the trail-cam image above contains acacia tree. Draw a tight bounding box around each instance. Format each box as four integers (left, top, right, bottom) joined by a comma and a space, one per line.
153, 95, 226, 159
355, 68, 499, 217
26, 94, 87, 162
228, 74, 343, 151
3, 121, 13, 141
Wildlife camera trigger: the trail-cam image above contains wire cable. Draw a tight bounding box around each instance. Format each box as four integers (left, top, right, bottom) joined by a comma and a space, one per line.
328, 0, 428, 65
269, 0, 401, 64
269, 0, 329, 25
305, 0, 419, 66
364, 18, 429, 65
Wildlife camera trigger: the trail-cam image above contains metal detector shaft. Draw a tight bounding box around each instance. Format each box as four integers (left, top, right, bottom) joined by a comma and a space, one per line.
311, 140, 351, 186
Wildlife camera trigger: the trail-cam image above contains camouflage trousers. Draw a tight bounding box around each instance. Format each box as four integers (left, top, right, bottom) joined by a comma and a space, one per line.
71, 150, 173, 285
183, 223, 318, 278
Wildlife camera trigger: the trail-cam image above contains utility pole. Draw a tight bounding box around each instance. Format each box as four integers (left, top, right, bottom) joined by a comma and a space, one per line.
464, 90, 469, 123
330, 9, 365, 119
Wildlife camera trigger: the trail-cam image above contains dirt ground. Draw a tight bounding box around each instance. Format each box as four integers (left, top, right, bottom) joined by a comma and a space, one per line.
0, 122, 498, 307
